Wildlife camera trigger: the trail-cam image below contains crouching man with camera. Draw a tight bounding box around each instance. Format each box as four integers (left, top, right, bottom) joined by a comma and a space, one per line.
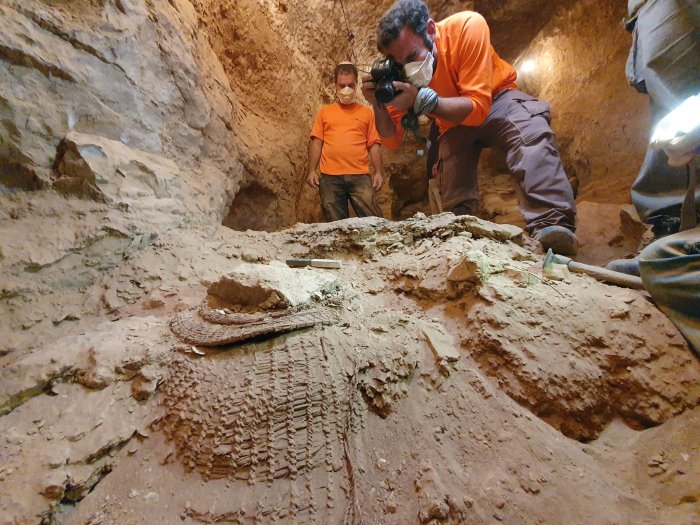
362, 0, 579, 255
307, 62, 384, 222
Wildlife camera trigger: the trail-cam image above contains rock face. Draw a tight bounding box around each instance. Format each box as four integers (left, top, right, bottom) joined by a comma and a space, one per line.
54, 131, 199, 223
0, 0, 698, 524
0, 0, 241, 215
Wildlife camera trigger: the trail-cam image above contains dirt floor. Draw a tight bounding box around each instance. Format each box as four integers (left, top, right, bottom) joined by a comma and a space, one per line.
1, 194, 698, 524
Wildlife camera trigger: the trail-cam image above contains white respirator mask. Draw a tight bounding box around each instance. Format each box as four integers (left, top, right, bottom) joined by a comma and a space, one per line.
404, 51, 435, 88
337, 86, 356, 105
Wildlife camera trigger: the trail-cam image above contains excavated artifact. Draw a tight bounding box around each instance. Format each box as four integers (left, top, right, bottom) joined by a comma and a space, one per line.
169, 302, 335, 347
159, 305, 425, 522
160, 334, 358, 522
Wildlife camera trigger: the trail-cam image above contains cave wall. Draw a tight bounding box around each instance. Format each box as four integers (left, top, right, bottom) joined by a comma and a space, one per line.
0, 0, 242, 220
192, 0, 351, 229
0, 0, 649, 229
192, 0, 430, 227
513, 0, 649, 204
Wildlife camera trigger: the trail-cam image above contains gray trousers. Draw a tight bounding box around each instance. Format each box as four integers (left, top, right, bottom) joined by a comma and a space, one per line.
632, 120, 700, 222
628, 1, 700, 354
640, 227, 700, 352
437, 89, 576, 235
627, 0, 700, 221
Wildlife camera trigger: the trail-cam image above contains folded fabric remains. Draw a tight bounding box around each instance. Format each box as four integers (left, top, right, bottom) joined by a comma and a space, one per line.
169, 302, 335, 347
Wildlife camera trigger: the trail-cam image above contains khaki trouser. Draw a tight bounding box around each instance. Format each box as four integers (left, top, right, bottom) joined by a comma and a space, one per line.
436, 89, 576, 235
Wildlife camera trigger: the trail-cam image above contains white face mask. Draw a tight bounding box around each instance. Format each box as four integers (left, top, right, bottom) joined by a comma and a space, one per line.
404, 51, 435, 88
337, 86, 356, 105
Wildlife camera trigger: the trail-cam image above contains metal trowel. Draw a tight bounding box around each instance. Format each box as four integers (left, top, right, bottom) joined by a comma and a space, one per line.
286, 258, 343, 269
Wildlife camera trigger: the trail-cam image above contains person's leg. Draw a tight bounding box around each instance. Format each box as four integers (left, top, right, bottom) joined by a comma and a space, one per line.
639, 227, 700, 352
607, 1, 700, 272
482, 89, 577, 254
319, 174, 350, 221
428, 177, 443, 215
487, 90, 576, 236
607, 143, 698, 276
631, 102, 700, 223
437, 126, 482, 216
634, 0, 700, 113
347, 175, 382, 218
635, 0, 700, 224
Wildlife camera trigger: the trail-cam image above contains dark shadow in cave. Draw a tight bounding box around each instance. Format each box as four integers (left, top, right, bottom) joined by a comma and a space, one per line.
222, 182, 280, 232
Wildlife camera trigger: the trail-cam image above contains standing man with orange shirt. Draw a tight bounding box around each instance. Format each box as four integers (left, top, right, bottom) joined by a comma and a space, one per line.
307, 62, 384, 222
362, 0, 579, 255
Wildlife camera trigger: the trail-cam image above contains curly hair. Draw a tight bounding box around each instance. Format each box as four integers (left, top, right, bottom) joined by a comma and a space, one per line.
377, 0, 432, 51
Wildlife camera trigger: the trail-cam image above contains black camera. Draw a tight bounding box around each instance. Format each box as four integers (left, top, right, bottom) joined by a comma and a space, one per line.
370, 57, 405, 104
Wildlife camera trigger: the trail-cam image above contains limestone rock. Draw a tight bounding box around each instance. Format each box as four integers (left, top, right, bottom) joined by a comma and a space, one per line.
207, 261, 339, 308
54, 131, 188, 224
420, 321, 461, 375
447, 250, 492, 286
130, 366, 161, 401
0, 0, 240, 217
357, 339, 420, 418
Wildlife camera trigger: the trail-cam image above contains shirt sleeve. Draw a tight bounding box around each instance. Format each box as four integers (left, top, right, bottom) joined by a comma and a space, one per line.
310, 107, 325, 140
454, 13, 494, 127
366, 107, 382, 148
378, 105, 407, 151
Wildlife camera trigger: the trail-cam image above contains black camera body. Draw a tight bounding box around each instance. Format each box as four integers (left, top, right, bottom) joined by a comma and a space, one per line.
370, 57, 405, 104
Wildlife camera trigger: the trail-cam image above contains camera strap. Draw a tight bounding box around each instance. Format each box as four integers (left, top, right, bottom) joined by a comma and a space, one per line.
401, 110, 419, 131
400, 110, 431, 155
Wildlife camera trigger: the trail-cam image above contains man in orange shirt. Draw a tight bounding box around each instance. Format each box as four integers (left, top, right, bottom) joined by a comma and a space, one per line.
307, 62, 384, 222
362, 0, 578, 255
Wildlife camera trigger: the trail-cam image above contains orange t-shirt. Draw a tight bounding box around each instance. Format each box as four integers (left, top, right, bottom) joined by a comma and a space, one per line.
381, 11, 518, 151
310, 102, 381, 175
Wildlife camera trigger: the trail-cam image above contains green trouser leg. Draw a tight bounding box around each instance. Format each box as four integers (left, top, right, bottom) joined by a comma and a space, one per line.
639, 227, 700, 352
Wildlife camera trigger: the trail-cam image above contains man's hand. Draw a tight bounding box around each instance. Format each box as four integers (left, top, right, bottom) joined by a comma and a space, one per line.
372, 172, 383, 191
360, 74, 378, 107
389, 81, 419, 111
307, 171, 320, 189
307, 137, 323, 188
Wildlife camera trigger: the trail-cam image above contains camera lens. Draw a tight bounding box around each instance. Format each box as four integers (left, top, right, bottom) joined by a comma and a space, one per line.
375, 80, 395, 104
371, 58, 391, 81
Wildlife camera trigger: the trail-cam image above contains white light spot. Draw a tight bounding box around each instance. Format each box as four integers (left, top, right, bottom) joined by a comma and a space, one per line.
520, 59, 537, 74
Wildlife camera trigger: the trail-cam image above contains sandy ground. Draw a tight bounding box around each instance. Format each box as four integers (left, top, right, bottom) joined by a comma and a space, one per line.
1, 193, 698, 524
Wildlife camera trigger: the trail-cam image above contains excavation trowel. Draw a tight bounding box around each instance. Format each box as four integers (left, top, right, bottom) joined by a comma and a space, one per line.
286, 258, 343, 269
